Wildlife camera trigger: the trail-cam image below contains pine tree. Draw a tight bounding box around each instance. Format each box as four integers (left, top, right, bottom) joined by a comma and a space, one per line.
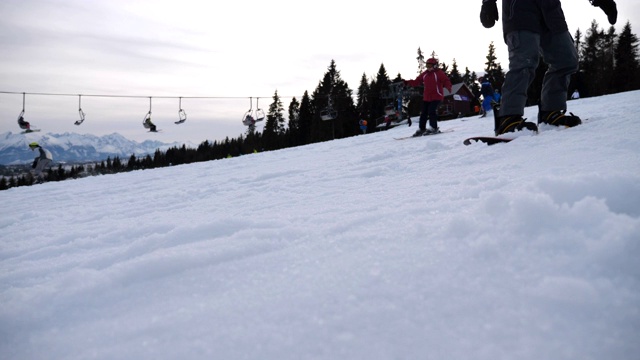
356, 73, 370, 115
416, 47, 426, 74
287, 97, 301, 146
466, 69, 481, 102
298, 91, 313, 145
311, 60, 355, 141
574, 28, 584, 62
484, 42, 504, 89
448, 59, 463, 84
612, 21, 640, 92
127, 154, 137, 171
581, 20, 613, 96
263, 90, 286, 151
368, 63, 391, 125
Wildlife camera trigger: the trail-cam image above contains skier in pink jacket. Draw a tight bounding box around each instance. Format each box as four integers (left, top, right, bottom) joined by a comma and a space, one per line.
404, 57, 452, 136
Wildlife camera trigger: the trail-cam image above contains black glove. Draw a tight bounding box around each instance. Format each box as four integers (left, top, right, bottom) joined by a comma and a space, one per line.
590, 0, 617, 25
480, 0, 499, 28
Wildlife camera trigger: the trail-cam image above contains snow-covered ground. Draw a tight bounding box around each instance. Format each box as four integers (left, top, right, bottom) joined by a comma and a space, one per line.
1, 91, 639, 360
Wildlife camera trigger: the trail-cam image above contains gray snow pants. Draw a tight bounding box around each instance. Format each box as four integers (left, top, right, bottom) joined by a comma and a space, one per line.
33, 158, 51, 177
499, 30, 578, 116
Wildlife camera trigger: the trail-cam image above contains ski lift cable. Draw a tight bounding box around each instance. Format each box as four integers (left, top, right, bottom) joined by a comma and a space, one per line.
0, 90, 298, 99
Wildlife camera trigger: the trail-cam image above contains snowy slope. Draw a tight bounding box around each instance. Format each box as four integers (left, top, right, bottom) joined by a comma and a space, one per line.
1, 91, 639, 360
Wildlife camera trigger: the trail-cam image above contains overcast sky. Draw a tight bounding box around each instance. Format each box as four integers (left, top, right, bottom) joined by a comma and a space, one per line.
1, 0, 638, 143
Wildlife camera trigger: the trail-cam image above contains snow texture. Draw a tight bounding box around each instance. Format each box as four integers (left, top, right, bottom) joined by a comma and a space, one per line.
1, 91, 639, 360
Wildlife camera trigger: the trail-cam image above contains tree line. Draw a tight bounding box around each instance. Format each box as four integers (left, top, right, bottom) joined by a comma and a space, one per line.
2, 19, 638, 191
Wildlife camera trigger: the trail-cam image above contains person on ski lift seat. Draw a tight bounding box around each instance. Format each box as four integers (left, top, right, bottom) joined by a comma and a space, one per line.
29, 142, 52, 183
18, 116, 31, 130
244, 114, 255, 126
144, 117, 157, 132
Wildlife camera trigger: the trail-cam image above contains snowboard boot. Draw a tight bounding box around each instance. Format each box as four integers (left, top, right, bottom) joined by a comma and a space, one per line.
425, 127, 440, 135
538, 110, 582, 128
413, 128, 426, 137
495, 115, 538, 136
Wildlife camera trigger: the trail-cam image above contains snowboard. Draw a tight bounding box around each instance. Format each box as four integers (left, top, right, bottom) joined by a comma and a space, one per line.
21, 129, 41, 134
394, 128, 454, 140
463, 136, 514, 145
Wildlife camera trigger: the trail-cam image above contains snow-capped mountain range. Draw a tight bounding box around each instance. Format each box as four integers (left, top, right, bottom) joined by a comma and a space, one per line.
0, 131, 195, 165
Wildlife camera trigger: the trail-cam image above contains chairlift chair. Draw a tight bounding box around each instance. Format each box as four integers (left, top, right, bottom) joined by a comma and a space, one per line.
175, 97, 187, 124
142, 97, 157, 132
320, 96, 337, 121
242, 97, 265, 126
320, 107, 338, 121
75, 95, 85, 125
254, 97, 265, 122
17, 110, 29, 130
242, 112, 256, 126
242, 97, 255, 126
142, 111, 152, 129
17, 93, 31, 130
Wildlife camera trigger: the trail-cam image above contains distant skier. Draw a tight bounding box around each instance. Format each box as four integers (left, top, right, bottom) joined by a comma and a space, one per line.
359, 117, 368, 134
404, 57, 452, 136
479, 0, 617, 135
571, 89, 580, 100
29, 142, 52, 183
479, 77, 495, 118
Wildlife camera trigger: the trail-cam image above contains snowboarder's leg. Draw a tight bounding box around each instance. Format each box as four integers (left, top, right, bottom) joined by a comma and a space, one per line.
539, 30, 578, 113
536, 30, 582, 127
499, 31, 540, 117
495, 31, 540, 135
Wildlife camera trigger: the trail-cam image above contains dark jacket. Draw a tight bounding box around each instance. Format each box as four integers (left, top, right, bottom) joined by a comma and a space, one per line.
37, 147, 53, 160
481, 81, 495, 97
502, 0, 568, 35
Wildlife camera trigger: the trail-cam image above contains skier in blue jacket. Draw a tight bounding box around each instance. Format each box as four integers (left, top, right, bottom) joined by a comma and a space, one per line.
479, 77, 495, 117
479, 0, 617, 135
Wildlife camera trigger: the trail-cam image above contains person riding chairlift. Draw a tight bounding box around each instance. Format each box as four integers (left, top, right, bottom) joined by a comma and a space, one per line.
18, 116, 31, 131
243, 114, 255, 126
143, 117, 157, 132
